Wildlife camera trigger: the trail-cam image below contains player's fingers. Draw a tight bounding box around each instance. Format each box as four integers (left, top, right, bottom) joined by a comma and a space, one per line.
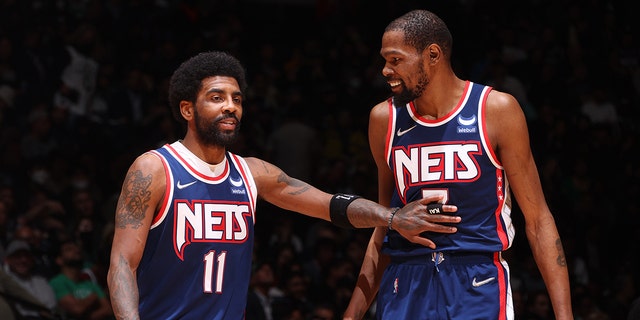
422, 223, 458, 233
404, 235, 436, 249
422, 214, 461, 225
418, 195, 443, 205
442, 204, 457, 213
424, 203, 460, 221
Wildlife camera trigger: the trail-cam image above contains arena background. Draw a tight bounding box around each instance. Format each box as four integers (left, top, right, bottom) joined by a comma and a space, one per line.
0, 0, 638, 319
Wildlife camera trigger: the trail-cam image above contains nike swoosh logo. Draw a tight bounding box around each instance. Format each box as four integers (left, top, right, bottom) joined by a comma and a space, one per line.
176, 180, 197, 189
472, 276, 495, 287
397, 125, 416, 136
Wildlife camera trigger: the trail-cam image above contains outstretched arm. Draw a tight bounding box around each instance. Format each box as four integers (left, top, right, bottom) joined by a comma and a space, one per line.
246, 157, 459, 242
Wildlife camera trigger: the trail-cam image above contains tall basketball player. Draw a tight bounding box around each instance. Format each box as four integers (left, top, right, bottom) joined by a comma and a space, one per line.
344, 10, 573, 320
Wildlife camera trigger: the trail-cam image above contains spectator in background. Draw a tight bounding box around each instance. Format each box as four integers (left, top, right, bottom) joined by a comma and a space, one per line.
268, 216, 304, 255
0, 266, 54, 320
310, 257, 355, 313
18, 186, 67, 246
67, 188, 106, 265
246, 261, 277, 320
271, 243, 302, 291
11, 224, 54, 278
309, 301, 337, 320
2, 239, 58, 319
302, 237, 337, 289
49, 240, 113, 320
265, 100, 321, 183
20, 108, 58, 164
53, 23, 99, 124
522, 290, 553, 320
580, 86, 619, 127
272, 271, 313, 320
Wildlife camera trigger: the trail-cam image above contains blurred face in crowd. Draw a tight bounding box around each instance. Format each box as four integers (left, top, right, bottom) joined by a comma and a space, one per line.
57, 241, 85, 269
4, 249, 35, 279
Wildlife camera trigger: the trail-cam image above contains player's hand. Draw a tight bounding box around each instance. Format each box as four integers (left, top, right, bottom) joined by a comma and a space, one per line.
390, 195, 459, 249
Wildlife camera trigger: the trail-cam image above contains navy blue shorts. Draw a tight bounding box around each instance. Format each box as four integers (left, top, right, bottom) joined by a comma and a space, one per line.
376, 252, 513, 320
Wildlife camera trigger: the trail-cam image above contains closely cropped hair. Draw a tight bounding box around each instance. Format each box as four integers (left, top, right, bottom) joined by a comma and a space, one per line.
168, 51, 248, 124
385, 9, 453, 58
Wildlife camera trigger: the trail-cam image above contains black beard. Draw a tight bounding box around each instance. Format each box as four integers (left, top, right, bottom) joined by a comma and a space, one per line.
195, 112, 241, 147
393, 63, 429, 107
393, 85, 415, 107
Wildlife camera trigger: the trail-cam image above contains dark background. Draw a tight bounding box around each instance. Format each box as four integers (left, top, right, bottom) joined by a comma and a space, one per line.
0, 0, 638, 319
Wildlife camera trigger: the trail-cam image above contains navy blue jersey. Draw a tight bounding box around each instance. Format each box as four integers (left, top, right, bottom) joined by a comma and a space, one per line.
136, 141, 257, 319
382, 81, 515, 257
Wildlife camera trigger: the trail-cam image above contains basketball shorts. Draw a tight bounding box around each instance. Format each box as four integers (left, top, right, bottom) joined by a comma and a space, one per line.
376, 252, 513, 320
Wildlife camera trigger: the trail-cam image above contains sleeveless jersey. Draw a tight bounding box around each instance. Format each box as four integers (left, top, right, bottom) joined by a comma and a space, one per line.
382, 81, 515, 257
136, 141, 258, 319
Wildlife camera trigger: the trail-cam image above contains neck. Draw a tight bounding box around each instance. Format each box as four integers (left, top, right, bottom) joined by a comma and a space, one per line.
414, 77, 466, 118
180, 136, 227, 165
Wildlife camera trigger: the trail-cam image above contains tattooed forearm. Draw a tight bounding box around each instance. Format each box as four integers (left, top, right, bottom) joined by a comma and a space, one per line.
276, 173, 310, 195
115, 170, 152, 229
109, 254, 140, 319
555, 238, 567, 266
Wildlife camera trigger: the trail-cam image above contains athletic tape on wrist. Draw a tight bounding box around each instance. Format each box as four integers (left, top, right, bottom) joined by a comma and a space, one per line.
329, 193, 361, 228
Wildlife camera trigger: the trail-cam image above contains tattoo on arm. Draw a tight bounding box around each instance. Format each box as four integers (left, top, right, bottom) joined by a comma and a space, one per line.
115, 170, 152, 229
276, 172, 310, 195
259, 160, 269, 172
555, 238, 567, 266
110, 254, 140, 319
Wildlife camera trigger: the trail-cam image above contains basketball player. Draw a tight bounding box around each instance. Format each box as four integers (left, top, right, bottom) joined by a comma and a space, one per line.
106, 51, 461, 320
343, 10, 573, 320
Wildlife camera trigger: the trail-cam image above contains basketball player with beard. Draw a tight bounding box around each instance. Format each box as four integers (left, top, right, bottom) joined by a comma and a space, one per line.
343, 10, 573, 320
107, 51, 460, 320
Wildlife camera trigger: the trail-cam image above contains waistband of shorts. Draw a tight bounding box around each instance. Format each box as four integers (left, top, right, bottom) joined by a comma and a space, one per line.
389, 251, 496, 265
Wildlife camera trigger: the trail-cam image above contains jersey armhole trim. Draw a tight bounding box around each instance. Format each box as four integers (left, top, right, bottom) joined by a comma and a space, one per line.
148, 150, 172, 228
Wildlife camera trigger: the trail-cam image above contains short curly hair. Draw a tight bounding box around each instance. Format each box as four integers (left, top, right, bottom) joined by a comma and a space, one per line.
168, 51, 248, 124
385, 10, 453, 59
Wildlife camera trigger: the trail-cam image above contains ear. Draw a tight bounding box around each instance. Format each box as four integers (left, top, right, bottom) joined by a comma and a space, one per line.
180, 100, 194, 121
426, 43, 441, 65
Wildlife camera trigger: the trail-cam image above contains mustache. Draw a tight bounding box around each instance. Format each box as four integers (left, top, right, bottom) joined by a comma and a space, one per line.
215, 114, 240, 123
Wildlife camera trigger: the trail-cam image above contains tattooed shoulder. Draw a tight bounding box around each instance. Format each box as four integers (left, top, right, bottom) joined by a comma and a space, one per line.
115, 170, 153, 229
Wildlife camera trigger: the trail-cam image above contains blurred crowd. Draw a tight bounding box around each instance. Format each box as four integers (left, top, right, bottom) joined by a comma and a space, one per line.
0, 0, 638, 319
